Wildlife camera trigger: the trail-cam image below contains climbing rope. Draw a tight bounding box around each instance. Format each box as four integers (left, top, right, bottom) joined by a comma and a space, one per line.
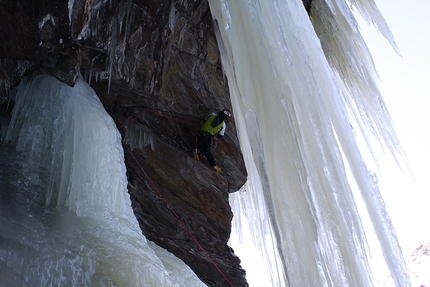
117, 109, 199, 130
118, 109, 235, 287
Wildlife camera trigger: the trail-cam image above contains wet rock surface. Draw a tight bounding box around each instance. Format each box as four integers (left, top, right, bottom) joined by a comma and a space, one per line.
1, 0, 312, 285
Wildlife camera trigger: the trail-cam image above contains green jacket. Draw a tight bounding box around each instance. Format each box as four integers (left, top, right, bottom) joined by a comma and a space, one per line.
200, 113, 226, 137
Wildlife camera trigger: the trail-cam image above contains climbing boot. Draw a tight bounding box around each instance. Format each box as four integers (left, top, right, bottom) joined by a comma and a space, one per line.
193, 149, 199, 161
214, 165, 221, 173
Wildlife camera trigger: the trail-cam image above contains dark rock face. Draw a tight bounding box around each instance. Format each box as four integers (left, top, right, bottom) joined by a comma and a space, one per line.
72, 2, 248, 284
1, 0, 248, 286
1, 0, 312, 285
303, 0, 313, 13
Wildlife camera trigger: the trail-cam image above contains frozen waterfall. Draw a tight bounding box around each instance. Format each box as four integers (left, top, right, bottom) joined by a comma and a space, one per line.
209, 0, 410, 286
0, 72, 205, 287
0, 0, 412, 286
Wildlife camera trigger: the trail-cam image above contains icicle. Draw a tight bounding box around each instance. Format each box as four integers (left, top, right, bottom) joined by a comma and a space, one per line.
310, 0, 407, 169
88, 60, 94, 85
107, 28, 115, 95
349, 0, 401, 55
68, 0, 75, 24
125, 120, 155, 151
169, 3, 176, 32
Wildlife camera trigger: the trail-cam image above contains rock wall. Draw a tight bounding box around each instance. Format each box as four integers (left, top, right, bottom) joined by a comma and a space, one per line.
0, 0, 312, 286
1, 0, 248, 286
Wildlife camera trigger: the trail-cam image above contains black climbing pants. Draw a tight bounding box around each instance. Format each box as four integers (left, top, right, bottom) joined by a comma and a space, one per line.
196, 132, 216, 166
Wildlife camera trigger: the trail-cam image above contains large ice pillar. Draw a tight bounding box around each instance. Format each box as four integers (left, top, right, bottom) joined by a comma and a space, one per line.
209, 0, 410, 286
0, 72, 205, 287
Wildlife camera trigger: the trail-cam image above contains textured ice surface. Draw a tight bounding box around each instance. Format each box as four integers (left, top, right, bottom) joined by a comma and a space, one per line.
0, 73, 205, 286
209, 0, 409, 286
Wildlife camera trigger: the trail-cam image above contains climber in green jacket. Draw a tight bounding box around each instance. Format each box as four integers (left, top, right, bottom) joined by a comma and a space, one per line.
193, 108, 232, 173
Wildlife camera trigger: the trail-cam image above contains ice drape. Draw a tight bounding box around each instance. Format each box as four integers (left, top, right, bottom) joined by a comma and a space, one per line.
208, 0, 410, 286
0, 72, 205, 287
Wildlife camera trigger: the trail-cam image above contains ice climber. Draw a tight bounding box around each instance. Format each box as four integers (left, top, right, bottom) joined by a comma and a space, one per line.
193, 108, 232, 173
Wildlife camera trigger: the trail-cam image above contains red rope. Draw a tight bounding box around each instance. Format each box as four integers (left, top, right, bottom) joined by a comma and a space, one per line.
117, 109, 199, 130
119, 109, 234, 287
